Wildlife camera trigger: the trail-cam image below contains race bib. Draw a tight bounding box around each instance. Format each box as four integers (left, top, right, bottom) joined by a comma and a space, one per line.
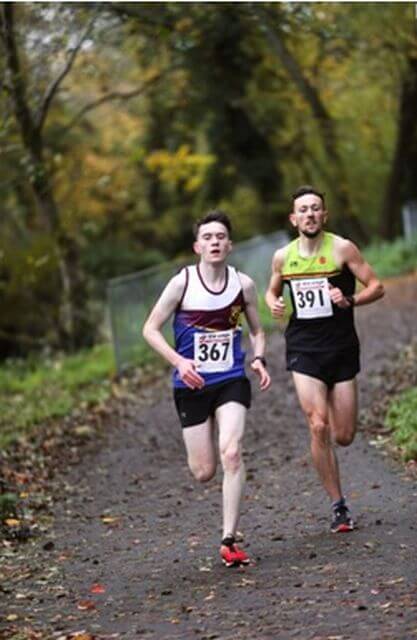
290, 277, 333, 319
194, 330, 234, 372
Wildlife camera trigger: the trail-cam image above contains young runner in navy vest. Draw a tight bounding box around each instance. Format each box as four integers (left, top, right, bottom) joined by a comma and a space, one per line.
143, 211, 270, 566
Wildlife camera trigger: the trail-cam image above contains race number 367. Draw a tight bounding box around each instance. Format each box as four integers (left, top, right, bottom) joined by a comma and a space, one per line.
194, 330, 234, 372
291, 277, 333, 319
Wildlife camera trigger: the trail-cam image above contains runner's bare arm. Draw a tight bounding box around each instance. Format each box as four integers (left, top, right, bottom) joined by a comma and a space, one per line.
240, 273, 271, 391
334, 238, 384, 307
265, 248, 286, 318
142, 272, 204, 389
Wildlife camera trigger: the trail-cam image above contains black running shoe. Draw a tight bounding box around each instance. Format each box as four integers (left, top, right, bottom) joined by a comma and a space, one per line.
331, 504, 354, 533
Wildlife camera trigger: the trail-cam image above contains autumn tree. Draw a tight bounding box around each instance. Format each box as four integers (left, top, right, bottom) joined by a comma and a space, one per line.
1, 3, 99, 350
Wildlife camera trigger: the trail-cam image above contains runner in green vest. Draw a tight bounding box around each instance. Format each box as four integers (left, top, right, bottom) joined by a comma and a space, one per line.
265, 185, 385, 532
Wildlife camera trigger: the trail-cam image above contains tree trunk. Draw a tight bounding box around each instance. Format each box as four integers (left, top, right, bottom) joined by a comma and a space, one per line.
379, 55, 417, 239
2, 3, 77, 348
251, 5, 369, 245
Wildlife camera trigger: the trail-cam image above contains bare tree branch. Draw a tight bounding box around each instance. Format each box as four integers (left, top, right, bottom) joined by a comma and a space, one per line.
61, 66, 175, 133
36, 8, 99, 133
1, 3, 39, 150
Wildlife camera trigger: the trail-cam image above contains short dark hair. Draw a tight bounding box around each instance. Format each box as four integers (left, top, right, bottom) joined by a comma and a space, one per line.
193, 210, 232, 238
292, 185, 326, 208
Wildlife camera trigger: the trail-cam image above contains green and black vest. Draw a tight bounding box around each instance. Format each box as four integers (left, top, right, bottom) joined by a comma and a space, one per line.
282, 232, 359, 352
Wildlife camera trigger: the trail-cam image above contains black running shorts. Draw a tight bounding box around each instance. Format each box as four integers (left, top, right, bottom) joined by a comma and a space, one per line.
286, 346, 360, 389
173, 376, 251, 428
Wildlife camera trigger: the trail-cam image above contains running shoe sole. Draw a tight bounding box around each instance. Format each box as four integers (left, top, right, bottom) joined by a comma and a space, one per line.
222, 557, 250, 568
331, 522, 354, 533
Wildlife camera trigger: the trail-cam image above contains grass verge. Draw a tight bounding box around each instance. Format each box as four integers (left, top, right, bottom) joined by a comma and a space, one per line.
364, 234, 417, 279
385, 386, 417, 462
0, 344, 115, 449
0, 343, 158, 450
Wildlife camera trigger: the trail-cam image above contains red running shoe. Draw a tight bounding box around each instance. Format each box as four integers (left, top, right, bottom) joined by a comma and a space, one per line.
220, 535, 250, 567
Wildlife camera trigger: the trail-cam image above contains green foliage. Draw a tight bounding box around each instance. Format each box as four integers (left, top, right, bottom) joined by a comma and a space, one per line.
0, 233, 61, 353
1, 3, 417, 357
0, 493, 19, 519
386, 387, 417, 461
0, 344, 115, 448
145, 145, 216, 192
364, 235, 417, 279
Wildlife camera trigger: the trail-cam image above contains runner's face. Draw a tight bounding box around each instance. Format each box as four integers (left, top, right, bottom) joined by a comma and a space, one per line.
290, 194, 327, 238
194, 222, 232, 263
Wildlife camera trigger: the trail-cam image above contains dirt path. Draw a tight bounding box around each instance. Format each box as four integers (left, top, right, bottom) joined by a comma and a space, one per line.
1, 276, 416, 640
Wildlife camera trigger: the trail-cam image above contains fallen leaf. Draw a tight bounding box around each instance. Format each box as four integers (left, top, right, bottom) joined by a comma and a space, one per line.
77, 599, 96, 611
74, 425, 95, 438
90, 583, 106, 594
239, 578, 256, 586
385, 577, 404, 585
43, 540, 55, 551
5, 518, 20, 527
101, 516, 120, 525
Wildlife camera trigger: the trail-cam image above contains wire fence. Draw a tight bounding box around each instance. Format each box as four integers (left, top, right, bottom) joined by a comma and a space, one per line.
107, 230, 289, 372
402, 200, 417, 240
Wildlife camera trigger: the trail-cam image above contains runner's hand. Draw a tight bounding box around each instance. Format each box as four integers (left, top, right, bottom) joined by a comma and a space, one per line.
328, 284, 351, 309
270, 296, 286, 318
250, 360, 271, 391
177, 358, 205, 390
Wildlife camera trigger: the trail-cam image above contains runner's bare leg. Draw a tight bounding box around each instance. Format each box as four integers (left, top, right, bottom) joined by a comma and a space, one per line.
292, 372, 342, 502
328, 379, 357, 446
216, 402, 247, 538
182, 418, 217, 482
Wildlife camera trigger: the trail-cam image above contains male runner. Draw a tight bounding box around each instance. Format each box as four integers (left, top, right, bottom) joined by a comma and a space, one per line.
265, 185, 384, 532
143, 211, 270, 566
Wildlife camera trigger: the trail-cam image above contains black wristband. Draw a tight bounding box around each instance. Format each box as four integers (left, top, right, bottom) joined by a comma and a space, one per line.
345, 295, 355, 307
251, 356, 267, 367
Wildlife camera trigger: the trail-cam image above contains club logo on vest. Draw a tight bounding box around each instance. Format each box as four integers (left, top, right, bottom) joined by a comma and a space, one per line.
229, 305, 242, 326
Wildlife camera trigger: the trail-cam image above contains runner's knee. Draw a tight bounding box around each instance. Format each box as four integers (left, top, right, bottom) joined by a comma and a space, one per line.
308, 412, 331, 444
189, 460, 216, 483
220, 444, 242, 474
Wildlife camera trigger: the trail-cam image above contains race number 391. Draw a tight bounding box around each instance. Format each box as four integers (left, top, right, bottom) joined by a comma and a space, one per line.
291, 277, 333, 319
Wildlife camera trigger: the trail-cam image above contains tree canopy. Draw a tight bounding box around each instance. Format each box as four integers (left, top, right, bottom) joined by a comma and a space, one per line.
1, 2, 416, 357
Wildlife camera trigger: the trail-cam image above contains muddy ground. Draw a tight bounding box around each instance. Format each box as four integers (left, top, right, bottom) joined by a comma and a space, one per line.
1, 275, 416, 640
